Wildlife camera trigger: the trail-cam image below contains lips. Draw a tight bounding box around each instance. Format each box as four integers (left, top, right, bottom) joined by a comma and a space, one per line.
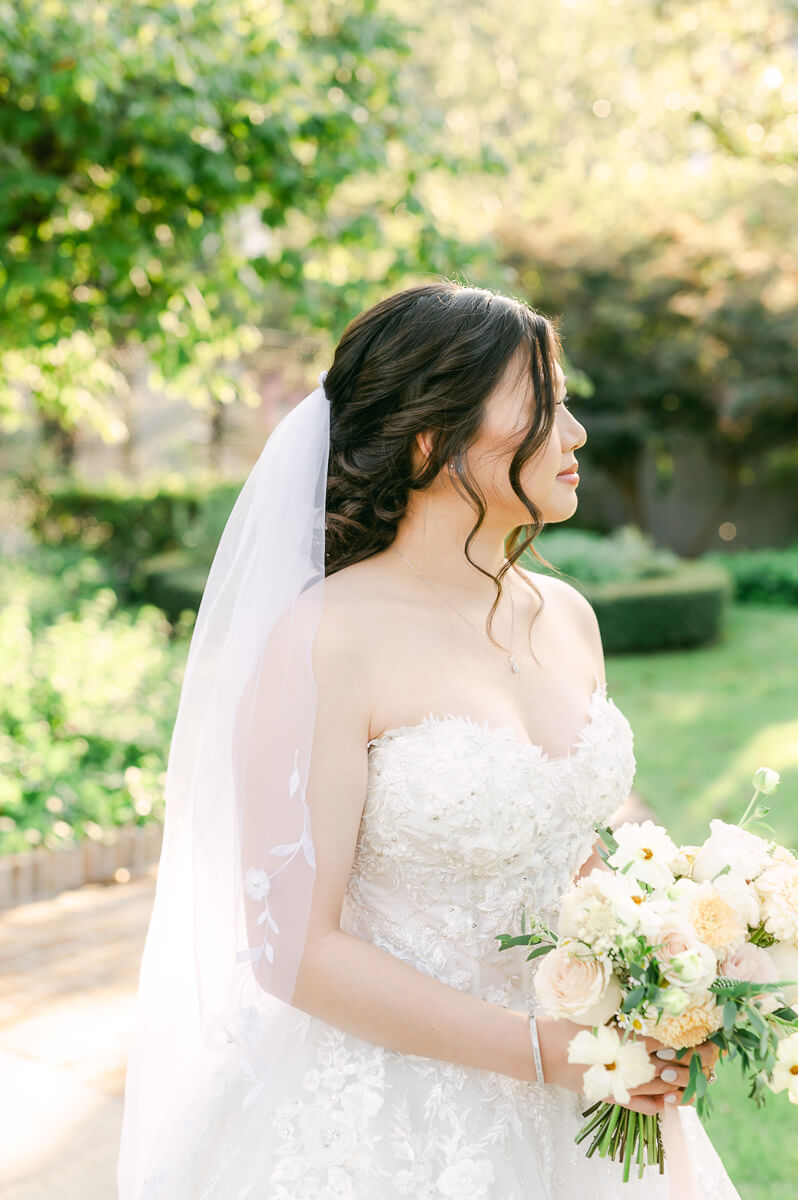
557, 462, 579, 476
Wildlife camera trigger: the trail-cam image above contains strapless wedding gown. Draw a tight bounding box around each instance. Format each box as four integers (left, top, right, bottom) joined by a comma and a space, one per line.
140, 680, 742, 1199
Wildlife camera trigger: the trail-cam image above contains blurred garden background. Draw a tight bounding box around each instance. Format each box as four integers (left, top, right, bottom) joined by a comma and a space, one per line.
1, 0, 797, 1197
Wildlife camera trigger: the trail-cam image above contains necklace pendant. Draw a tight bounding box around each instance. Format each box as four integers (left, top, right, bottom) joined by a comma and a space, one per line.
508, 655, 520, 674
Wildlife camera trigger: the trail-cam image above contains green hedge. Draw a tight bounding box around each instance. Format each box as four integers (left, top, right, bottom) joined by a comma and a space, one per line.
23, 475, 240, 571
702, 544, 798, 607
581, 563, 733, 653
519, 527, 733, 651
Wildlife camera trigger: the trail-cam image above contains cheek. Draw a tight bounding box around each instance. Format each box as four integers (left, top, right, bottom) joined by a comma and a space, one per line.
525, 432, 560, 478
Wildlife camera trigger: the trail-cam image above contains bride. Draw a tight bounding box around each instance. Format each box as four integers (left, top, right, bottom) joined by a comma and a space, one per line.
117, 281, 742, 1198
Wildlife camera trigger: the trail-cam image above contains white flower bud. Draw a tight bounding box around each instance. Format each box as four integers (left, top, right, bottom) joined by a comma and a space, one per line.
660, 985, 691, 1014
752, 767, 781, 795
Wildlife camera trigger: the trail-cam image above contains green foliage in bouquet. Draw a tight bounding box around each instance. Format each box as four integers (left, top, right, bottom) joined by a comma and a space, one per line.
497, 767, 798, 1182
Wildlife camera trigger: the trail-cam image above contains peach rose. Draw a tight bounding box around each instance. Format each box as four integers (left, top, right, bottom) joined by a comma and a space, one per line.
647, 917, 716, 991
720, 942, 784, 1014
534, 945, 622, 1025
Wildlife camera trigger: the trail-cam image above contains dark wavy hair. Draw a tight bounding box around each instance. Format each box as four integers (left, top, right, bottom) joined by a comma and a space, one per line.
323, 280, 566, 663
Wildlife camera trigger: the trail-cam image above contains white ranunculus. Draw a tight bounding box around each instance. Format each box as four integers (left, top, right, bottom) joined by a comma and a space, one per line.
608, 820, 679, 889
567, 1025, 655, 1104
763, 942, 798, 1006
690, 819, 772, 885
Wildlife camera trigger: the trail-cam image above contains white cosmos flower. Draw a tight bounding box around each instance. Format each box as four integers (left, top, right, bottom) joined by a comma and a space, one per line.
767, 1031, 798, 1105
607, 821, 678, 889
567, 1025, 655, 1104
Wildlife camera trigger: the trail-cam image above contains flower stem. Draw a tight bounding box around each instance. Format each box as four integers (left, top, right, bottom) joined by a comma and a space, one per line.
622, 1111, 636, 1181
598, 1102, 623, 1157
574, 1101, 612, 1145
738, 786, 761, 830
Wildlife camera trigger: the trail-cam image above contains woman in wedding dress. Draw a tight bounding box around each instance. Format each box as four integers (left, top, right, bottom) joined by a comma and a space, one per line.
119, 282, 744, 1199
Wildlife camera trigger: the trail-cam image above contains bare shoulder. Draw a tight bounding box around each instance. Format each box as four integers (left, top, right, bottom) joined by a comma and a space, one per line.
522, 567, 597, 626
309, 564, 383, 737
515, 565, 606, 685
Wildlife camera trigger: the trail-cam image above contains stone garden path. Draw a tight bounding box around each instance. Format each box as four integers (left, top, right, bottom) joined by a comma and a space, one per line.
0, 868, 158, 1199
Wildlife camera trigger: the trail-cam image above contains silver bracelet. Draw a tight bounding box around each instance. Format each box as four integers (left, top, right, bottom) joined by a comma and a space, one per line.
528, 1012, 544, 1084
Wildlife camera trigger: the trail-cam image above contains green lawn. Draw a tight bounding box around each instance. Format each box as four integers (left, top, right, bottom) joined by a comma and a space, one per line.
606, 602, 798, 1200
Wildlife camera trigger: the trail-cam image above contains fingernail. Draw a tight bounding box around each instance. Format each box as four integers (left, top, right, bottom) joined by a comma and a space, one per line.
661, 1068, 678, 1082
664, 1093, 678, 1104
655, 1049, 676, 1060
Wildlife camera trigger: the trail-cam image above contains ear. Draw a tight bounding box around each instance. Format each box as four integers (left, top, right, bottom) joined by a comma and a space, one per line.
415, 430, 434, 461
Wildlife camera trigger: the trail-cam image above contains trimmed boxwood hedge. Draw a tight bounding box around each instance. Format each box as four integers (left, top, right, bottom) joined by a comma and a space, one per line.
579, 562, 734, 653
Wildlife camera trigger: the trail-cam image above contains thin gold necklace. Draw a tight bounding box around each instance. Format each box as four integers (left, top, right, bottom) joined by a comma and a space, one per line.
390, 545, 522, 674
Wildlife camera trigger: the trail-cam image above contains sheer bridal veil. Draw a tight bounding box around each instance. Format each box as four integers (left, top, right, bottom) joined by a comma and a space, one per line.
117, 371, 330, 1198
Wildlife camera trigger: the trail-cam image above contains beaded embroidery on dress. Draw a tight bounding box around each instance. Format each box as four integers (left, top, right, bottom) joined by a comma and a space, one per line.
141, 679, 742, 1199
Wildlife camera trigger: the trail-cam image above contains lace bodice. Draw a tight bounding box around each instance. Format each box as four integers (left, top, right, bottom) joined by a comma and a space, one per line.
144, 679, 742, 1200
340, 680, 637, 1008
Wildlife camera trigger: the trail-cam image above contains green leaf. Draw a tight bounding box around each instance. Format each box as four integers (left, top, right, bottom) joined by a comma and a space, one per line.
621, 986, 646, 1013
723, 1000, 737, 1036
525, 945, 556, 961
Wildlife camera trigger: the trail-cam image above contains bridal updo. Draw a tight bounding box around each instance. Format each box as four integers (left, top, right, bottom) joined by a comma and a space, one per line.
322, 279, 565, 650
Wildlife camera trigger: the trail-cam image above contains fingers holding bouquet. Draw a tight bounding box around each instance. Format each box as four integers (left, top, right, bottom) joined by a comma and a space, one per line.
498, 765, 798, 1179
628, 1033, 722, 1111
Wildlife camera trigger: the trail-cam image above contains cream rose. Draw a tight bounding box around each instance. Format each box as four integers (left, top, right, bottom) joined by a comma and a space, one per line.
534, 945, 623, 1025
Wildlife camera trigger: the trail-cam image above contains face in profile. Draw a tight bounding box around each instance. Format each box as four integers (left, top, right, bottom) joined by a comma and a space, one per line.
441, 350, 588, 531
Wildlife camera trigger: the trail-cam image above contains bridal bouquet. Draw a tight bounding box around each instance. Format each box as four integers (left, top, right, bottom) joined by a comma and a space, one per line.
497, 767, 798, 1182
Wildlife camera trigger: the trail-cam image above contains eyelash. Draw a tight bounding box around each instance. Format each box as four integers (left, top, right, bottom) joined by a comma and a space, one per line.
557, 392, 573, 408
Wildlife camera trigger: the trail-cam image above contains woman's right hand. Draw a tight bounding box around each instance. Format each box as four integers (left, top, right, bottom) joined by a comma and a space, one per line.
536, 1014, 693, 1115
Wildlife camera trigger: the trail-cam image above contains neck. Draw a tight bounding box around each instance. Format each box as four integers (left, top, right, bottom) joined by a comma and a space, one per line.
390, 508, 518, 598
